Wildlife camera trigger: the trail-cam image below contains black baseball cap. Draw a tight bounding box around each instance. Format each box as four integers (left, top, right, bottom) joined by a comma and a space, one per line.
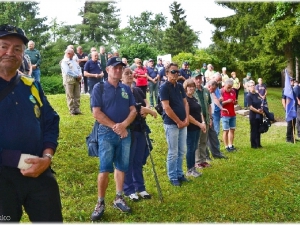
106, 57, 126, 67
0, 24, 29, 45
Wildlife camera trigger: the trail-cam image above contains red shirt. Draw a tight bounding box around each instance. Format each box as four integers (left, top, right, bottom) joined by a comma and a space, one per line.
134, 67, 148, 86
221, 88, 236, 117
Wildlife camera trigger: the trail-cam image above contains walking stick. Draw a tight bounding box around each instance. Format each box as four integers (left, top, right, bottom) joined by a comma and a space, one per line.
136, 104, 163, 202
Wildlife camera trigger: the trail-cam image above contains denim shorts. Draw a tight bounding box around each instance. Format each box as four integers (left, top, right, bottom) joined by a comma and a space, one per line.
221, 116, 236, 130
98, 124, 131, 173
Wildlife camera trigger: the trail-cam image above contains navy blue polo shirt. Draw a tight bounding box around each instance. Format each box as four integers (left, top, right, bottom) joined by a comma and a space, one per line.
91, 81, 135, 123
159, 67, 166, 81
247, 92, 262, 120
84, 59, 102, 74
147, 66, 158, 79
159, 81, 186, 125
178, 68, 191, 84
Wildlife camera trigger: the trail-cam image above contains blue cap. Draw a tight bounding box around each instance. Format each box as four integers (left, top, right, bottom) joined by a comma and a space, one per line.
106, 57, 126, 67
203, 63, 207, 66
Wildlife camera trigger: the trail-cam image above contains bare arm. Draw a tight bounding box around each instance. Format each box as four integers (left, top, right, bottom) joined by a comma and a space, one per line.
84, 70, 104, 79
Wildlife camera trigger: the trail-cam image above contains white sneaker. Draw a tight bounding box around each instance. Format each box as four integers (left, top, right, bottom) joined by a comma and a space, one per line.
126, 193, 139, 202
139, 191, 151, 199
186, 167, 202, 178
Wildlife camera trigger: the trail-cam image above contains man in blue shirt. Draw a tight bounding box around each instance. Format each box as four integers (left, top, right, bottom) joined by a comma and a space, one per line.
178, 61, 191, 85
84, 51, 104, 95
155, 58, 164, 72
0, 24, 62, 222
160, 63, 189, 186
146, 59, 159, 107
90, 57, 137, 221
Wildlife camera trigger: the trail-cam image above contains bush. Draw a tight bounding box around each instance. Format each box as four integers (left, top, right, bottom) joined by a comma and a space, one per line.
40, 75, 65, 95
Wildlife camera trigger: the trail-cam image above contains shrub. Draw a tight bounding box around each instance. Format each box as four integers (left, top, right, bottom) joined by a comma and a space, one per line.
40, 75, 65, 94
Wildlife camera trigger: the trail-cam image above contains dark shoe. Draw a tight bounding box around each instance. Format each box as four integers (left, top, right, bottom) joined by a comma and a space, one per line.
229, 145, 236, 151
91, 200, 105, 221
170, 179, 181, 186
251, 146, 258, 149
139, 191, 151, 199
258, 145, 263, 148
178, 175, 189, 182
286, 140, 295, 144
113, 195, 131, 213
225, 146, 232, 152
74, 111, 82, 115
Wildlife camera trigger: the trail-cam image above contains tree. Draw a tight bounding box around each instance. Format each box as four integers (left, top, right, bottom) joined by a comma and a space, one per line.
118, 11, 167, 51
0, 2, 49, 47
76, 1, 121, 46
162, 1, 199, 56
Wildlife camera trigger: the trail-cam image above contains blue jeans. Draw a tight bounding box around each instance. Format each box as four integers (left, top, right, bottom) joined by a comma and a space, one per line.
98, 124, 131, 173
213, 110, 221, 136
32, 68, 41, 82
87, 77, 102, 95
244, 92, 248, 107
148, 81, 158, 106
163, 124, 187, 180
186, 129, 200, 170
124, 131, 147, 195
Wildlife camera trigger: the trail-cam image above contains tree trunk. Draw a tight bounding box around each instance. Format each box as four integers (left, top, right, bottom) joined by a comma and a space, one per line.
296, 57, 299, 81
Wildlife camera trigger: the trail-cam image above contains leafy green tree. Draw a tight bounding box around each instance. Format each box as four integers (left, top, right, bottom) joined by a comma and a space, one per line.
118, 11, 167, 51
76, 1, 121, 46
119, 43, 159, 65
0, 2, 49, 47
162, 1, 199, 56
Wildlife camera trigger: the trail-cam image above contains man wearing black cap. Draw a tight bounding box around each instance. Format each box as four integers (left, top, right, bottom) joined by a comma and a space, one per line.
178, 61, 191, 84
0, 24, 62, 221
90, 57, 137, 221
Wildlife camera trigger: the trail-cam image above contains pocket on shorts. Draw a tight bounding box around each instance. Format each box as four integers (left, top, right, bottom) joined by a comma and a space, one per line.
98, 124, 111, 135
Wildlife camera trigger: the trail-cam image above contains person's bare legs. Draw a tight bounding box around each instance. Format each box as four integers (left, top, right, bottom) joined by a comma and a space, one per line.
114, 169, 125, 192
229, 129, 235, 146
97, 172, 109, 197
223, 130, 229, 147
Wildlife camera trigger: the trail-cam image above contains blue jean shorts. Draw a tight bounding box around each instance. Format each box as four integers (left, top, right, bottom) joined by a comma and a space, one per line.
221, 116, 236, 130
98, 124, 131, 173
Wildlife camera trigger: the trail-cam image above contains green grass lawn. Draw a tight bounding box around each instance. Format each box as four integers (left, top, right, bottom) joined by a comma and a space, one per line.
22, 87, 300, 222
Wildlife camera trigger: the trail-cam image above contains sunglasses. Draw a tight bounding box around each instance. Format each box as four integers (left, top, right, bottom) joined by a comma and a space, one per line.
0, 24, 25, 36
169, 70, 179, 74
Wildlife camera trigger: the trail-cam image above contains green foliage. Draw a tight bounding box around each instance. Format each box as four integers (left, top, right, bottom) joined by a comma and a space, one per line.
119, 43, 160, 65
76, 1, 120, 45
40, 75, 64, 94
118, 11, 167, 51
0, 2, 49, 47
20, 89, 300, 222
162, 1, 199, 56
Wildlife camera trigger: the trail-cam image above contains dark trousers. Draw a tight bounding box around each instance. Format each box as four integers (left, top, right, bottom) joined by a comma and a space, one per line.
296, 105, 300, 138
0, 166, 63, 222
233, 88, 239, 100
137, 85, 148, 96
287, 118, 296, 142
207, 122, 224, 157
124, 131, 147, 195
250, 118, 261, 147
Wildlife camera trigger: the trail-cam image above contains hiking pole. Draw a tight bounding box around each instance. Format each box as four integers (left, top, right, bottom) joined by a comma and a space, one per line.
142, 127, 164, 202
136, 103, 163, 202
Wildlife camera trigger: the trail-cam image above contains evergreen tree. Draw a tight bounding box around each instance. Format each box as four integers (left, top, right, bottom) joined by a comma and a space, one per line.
76, 1, 121, 46
0, 2, 49, 47
162, 1, 199, 56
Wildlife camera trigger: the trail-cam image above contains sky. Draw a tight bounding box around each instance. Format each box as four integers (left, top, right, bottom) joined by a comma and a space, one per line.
38, 0, 235, 48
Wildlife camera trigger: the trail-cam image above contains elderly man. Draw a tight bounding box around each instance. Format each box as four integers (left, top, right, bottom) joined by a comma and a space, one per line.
61, 48, 82, 115
178, 61, 191, 85
243, 72, 252, 109
146, 58, 159, 107
84, 51, 104, 95
25, 40, 41, 82
90, 57, 136, 221
0, 24, 62, 222
204, 64, 215, 83
99, 46, 108, 80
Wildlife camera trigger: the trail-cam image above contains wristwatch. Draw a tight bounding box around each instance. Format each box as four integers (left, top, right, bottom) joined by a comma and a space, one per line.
43, 153, 53, 161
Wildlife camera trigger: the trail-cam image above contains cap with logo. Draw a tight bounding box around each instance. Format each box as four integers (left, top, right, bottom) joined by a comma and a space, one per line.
106, 57, 126, 67
183, 61, 189, 66
0, 24, 29, 45
191, 71, 202, 77
246, 72, 251, 77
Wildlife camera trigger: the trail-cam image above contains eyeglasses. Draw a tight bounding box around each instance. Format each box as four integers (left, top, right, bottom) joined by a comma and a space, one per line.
169, 70, 179, 74
0, 24, 25, 36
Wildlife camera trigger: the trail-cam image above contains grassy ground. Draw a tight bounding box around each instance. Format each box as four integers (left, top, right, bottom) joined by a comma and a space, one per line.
21, 87, 300, 222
